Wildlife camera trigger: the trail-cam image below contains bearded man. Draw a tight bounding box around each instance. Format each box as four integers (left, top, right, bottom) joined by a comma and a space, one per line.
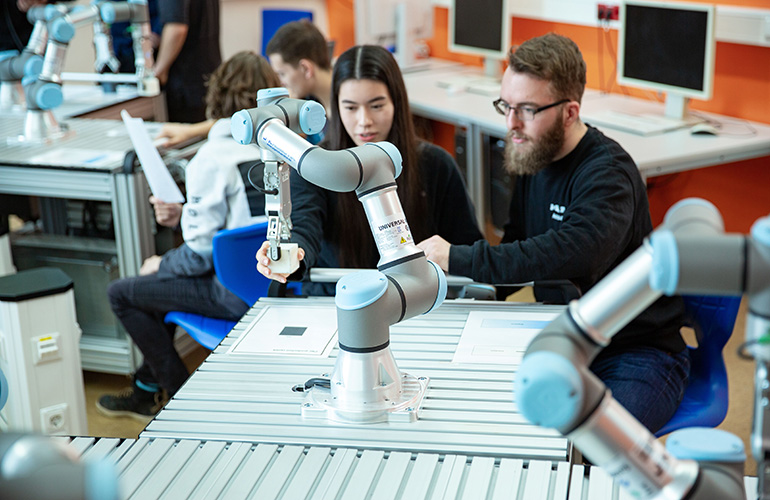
418, 33, 689, 434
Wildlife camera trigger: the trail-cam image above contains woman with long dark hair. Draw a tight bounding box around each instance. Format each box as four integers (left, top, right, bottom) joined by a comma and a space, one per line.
257, 45, 482, 294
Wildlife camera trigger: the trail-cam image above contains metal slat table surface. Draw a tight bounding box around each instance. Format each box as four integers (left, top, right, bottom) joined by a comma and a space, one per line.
143, 298, 570, 462
61, 436, 760, 500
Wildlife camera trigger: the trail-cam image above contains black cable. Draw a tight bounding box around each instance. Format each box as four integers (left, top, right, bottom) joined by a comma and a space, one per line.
246, 161, 278, 196
737, 338, 770, 361
291, 377, 331, 392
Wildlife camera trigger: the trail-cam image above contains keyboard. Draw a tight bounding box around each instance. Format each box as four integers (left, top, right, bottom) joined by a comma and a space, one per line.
437, 75, 502, 97
581, 109, 690, 136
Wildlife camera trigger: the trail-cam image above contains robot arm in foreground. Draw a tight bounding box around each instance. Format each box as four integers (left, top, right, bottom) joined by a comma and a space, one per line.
231, 88, 447, 423
515, 199, 752, 499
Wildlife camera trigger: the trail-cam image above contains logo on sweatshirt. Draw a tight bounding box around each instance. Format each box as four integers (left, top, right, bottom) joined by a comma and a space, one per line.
550, 203, 565, 221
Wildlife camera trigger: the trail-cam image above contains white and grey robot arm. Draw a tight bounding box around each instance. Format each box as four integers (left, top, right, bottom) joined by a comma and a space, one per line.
25, 1, 156, 112
0, 6, 48, 111
231, 88, 447, 423
515, 199, 747, 500
650, 201, 770, 499
99, 0, 159, 96
231, 88, 327, 271
0, 433, 118, 500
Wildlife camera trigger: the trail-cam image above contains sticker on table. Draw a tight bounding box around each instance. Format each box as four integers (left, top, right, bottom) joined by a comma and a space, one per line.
452, 310, 559, 365
228, 305, 338, 357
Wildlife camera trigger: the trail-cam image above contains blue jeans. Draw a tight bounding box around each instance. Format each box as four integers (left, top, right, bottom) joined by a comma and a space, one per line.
590, 346, 690, 434
107, 273, 248, 396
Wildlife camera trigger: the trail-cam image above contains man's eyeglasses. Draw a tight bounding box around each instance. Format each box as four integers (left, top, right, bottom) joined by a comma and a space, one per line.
492, 98, 569, 121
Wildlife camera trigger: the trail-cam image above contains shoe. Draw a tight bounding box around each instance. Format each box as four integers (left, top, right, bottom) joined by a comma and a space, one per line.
96, 380, 165, 422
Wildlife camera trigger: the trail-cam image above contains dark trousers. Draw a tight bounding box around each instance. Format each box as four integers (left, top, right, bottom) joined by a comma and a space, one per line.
107, 273, 248, 396
591, 346, 691, 434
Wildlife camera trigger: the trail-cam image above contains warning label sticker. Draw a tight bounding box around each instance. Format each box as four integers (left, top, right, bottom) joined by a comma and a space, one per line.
372, 215, 413, 252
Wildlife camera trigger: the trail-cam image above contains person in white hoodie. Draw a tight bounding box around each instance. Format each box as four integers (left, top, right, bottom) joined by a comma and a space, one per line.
97, 51, 280, 421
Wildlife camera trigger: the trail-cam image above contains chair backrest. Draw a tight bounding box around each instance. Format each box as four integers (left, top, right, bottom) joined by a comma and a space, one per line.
682, 294, 742, 402
212, 221, 270, 305
0, 366, 8, 411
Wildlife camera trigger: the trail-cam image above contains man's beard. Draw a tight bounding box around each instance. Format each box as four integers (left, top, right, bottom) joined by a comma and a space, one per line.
504, 115, 565, 176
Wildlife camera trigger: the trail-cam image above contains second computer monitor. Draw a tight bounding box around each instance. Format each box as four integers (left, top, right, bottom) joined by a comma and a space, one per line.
449, 0, 510, 78
618, 0, 716, 120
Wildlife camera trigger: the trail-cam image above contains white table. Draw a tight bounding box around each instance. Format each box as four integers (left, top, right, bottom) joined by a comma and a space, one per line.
403, 64, 770, 228
0, 114, 197, 373
142, 298, 571, 462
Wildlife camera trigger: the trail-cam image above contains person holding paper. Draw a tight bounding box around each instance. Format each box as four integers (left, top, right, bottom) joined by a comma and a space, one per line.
96, 52, 280, 421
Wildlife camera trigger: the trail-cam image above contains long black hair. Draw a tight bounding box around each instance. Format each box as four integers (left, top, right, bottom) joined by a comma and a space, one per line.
322, 45, 427, 268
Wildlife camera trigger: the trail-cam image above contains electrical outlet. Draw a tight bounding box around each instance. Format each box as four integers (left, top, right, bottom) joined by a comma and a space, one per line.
597, 3, 619, 21
40, 403, 68, 434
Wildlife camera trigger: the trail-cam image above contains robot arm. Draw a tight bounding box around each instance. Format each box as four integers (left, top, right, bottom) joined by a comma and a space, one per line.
515, 199, 747, 499
231, 89, 446, 422
25, 1, 157, 111
99, 0, 158, 95
92, 20, 120, 75
650, 204, 770, 498
0, 433, 118, 500
0, 7, 47, 110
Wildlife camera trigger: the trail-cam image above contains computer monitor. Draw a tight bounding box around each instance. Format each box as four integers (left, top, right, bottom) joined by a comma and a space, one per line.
449, 0, 510, 78
354, 0, 434, 71
618, 0, 715, 121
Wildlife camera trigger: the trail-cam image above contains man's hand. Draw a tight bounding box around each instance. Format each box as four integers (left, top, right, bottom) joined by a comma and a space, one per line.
149, 196, 182, 227
417, 235, 451, 272
256, 240, 305, 283
140, 255, 162, 275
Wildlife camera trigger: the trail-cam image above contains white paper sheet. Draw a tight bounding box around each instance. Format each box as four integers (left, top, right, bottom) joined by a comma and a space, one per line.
28, 147, 125, 168
121, 110, 184, 203
228, 305, 338, 357
452, 310, 559, 365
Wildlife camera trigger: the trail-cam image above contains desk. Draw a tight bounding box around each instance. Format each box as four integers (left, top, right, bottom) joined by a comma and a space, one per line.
403, 65, 770, 228
61, 436, 759, 499
142, 298, 570, 462
0, 114, 195, 373
59, 84, 165, 121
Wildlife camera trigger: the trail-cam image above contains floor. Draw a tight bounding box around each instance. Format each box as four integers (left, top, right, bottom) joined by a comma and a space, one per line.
84, 344, 209, 440
83, 295, 758, 476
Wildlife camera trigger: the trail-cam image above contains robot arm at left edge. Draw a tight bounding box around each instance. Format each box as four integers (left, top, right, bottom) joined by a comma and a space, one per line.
24, 0, 157, 113
514, 198, 746, 500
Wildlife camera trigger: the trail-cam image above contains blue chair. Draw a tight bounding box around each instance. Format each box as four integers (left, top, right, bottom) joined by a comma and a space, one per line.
0, 367, 8, 411
655, 294, 742, 437
164, 221, 271, 350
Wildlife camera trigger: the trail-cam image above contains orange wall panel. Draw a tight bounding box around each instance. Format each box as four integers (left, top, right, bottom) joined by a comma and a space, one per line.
647, 158, 770, 233
325, 0, 355, 57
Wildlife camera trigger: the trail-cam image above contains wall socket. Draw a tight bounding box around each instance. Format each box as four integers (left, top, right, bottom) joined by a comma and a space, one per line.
40, 403, 68, 434
597, 3, 619, 21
